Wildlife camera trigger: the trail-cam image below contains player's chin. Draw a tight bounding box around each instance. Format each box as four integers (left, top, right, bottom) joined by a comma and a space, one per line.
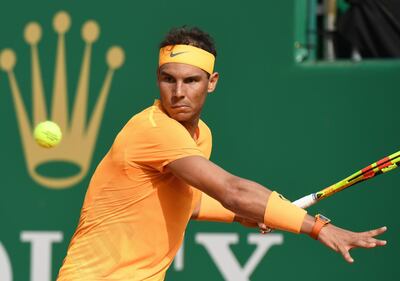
169, 111, 194, 122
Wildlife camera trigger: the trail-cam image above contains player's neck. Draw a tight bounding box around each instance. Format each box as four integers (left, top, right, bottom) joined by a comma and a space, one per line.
180, 119, 199, 140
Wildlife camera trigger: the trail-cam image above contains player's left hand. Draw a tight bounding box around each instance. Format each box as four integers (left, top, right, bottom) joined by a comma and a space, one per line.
257, 223, 271, 234
317, 224, 387, 263
235, 216, 271, 234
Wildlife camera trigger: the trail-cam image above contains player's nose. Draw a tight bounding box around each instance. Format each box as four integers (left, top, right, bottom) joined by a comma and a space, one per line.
173, 81, 185, 98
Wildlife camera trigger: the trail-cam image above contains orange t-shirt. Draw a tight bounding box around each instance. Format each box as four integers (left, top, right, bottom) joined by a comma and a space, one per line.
57, 100, 212, 281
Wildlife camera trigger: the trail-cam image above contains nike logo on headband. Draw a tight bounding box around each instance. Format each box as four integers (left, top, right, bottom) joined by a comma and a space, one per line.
170, 51, 187, 57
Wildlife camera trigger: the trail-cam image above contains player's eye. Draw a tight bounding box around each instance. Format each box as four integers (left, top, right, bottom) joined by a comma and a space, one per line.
162, 76, 175, 83
184, 77, 199, 83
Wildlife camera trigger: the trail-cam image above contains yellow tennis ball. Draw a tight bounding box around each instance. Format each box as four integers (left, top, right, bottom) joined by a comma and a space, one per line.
33, 121, 62, 148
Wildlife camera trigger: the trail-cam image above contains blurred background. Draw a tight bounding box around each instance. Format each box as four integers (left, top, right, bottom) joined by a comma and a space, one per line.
0, 0, 399, 280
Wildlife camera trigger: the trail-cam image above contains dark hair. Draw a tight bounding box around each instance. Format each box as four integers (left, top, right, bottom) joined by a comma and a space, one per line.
159, 26, 217, 57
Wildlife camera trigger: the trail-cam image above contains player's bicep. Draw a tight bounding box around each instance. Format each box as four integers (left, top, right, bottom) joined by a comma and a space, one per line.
166, 156, 235, 203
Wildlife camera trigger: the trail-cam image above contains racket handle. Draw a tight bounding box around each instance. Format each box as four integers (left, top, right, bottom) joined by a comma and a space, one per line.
292, 193, 317, 209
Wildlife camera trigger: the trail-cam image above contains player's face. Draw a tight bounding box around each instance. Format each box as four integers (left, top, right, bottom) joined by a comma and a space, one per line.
157, 63, 219, 123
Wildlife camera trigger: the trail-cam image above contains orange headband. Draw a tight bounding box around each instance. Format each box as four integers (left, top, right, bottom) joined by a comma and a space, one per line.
159, 44, 215, 74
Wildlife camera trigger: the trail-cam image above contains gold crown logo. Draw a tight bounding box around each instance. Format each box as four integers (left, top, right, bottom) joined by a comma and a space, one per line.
0, 11, 125, 189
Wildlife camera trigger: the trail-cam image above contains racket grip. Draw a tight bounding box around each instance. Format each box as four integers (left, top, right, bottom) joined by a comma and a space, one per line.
292, 193, 317, 209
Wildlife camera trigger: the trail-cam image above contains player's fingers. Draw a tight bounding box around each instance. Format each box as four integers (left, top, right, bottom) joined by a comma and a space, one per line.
259, 226, 273, 234
362, 226, 387, 237
369, 238, 387, 246
258, 223, 267, 229
353, 240, 376, 248
351, 236, 387, 249
339, 247, 354, 263
257, 222, 272, 233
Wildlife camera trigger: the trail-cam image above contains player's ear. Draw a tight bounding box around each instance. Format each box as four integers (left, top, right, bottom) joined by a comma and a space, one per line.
207, 72, 219, 93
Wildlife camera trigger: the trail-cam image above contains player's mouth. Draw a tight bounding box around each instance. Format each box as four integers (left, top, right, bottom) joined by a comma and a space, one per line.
171, 104, 190, 109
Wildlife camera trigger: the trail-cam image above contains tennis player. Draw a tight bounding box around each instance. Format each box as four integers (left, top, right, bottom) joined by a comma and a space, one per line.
57, 26, 387, 281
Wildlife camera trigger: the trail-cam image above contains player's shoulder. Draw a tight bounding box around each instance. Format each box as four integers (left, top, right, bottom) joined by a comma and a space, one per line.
199, 119, 212, 136
199, 119, 211, 133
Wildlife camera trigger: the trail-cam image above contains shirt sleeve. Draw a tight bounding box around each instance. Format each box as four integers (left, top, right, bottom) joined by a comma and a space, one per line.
125, 111, 205, 172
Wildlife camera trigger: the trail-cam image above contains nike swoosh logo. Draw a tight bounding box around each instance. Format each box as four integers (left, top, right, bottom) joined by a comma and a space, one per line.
170, 51, 187, 57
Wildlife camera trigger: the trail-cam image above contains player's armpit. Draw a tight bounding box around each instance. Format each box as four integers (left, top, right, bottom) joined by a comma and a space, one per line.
191, 197, 201, 220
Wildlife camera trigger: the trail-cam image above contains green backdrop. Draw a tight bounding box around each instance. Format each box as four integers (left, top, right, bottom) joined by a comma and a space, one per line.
0, 1, 398, 280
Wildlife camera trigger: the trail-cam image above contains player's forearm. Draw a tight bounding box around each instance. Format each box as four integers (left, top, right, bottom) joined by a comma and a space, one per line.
222, 176, 271, 222
225, 177, 325, 236
225, 176, 307, 233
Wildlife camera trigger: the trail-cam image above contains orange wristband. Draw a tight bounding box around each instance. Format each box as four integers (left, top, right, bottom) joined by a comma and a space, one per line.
197, 193, 235, 223
264, 191, 307, 233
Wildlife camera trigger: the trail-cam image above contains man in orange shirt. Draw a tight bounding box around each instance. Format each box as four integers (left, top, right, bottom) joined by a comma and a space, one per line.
57, 26, 387, 280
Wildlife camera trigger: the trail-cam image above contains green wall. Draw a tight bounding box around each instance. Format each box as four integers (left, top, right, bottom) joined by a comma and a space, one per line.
0, 1, 398, 280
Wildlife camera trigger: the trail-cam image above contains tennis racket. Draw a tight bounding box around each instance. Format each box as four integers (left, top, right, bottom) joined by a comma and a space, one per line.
293, 150, 400, 209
